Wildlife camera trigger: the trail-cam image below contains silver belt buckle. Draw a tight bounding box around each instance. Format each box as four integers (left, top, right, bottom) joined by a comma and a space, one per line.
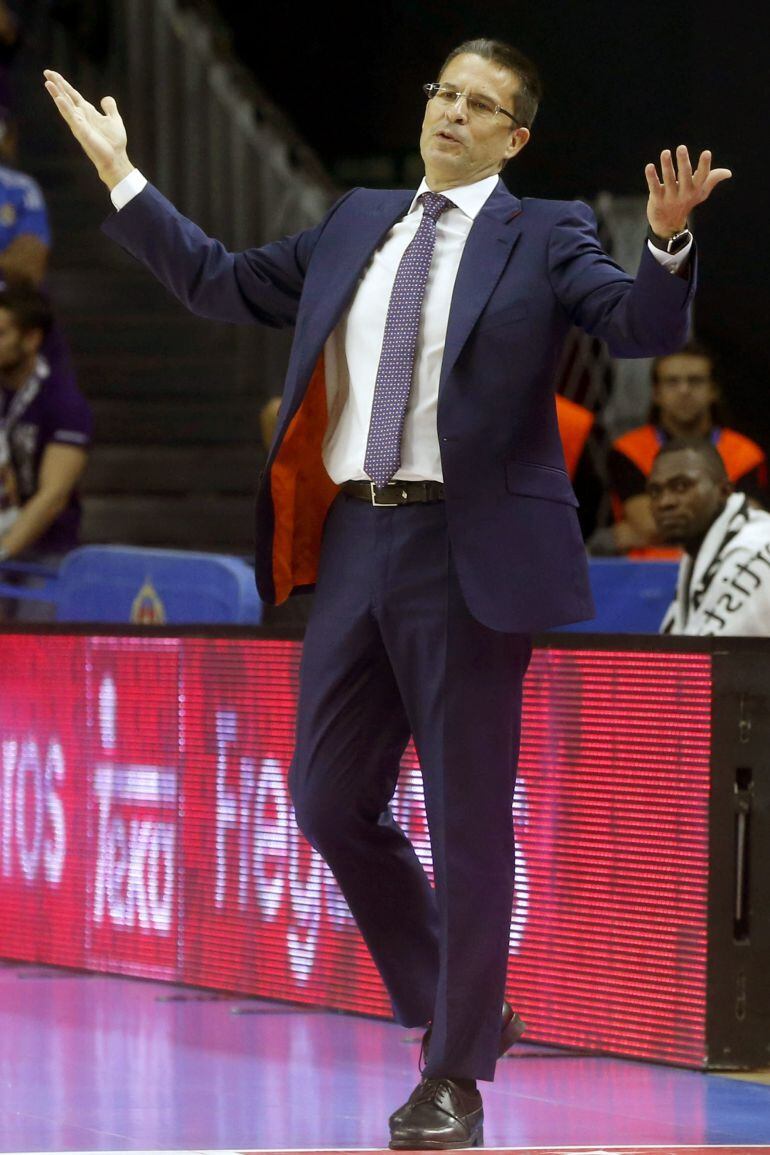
370, 482, 400, 507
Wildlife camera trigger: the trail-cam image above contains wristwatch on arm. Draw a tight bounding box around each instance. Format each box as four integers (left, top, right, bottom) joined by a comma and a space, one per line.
647, 225, 693, 254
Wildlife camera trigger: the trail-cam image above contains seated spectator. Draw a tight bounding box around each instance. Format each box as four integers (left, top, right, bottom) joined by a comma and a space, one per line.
0, 281, 92, 613
649, 439, 770, 635
0, 104, 50, 285
0, 106, 79, 390
606, 342, 767, 558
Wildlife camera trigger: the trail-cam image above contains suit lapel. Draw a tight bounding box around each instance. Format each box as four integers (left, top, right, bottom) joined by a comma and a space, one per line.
282, 190, 412, 415
276, 190, 413, 447
440, 180, 523, 389
307, 190, 414, 348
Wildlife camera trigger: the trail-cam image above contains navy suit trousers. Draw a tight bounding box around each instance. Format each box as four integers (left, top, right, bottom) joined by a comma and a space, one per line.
289, 494, 531, 1081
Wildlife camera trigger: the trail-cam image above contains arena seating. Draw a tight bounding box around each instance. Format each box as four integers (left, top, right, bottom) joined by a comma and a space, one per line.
1, 551, 676, 631
0, 545, 263, 624
561, 559, 679, 633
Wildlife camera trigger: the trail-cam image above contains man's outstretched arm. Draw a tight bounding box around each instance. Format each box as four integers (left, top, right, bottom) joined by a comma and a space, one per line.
549, 145, 732, 357
42, 70, 326, 328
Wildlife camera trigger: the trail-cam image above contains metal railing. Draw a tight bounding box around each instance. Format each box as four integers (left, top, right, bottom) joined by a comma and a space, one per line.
48, 0, 337, 247
46, 0, 340, 399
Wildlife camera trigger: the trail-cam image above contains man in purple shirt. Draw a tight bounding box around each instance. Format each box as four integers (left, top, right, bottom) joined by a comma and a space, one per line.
0, 280, 91, 581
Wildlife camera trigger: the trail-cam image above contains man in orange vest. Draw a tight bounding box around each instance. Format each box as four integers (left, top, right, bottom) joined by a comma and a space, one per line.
607, 342, 767, 557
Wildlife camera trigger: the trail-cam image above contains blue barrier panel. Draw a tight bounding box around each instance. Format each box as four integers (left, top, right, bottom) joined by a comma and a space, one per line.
0, 559, 59, 615
53, 545, 263, 625
2, 551, 675, 632
560, 559, 679, 634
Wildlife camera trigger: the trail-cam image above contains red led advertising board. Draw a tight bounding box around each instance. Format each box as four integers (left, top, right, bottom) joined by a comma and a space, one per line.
0, 634, 712, 1065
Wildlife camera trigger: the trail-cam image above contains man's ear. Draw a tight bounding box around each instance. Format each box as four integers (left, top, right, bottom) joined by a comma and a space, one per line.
505, 127, 530, 162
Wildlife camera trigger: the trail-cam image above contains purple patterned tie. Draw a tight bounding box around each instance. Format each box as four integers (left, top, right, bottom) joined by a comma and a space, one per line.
363, 191, 454, 488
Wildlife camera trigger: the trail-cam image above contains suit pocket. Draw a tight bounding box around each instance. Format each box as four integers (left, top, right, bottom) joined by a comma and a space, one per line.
505, 459, 579, 506
474, 301, 529, 334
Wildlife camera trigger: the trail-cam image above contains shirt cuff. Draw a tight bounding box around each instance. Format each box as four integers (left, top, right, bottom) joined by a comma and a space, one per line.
110, 169, 148, 210
646, 236, 693, 274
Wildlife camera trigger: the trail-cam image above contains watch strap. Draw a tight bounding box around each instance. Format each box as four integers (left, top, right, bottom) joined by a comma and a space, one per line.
648, 225, 693, 254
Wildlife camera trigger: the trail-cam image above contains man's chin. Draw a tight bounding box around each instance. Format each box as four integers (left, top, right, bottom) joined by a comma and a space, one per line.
423, 147, 460, 173
656, 520, 688, 544
670, 414, 706, 429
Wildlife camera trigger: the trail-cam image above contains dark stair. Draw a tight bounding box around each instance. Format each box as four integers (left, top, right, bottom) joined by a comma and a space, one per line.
14, 10, 296, 557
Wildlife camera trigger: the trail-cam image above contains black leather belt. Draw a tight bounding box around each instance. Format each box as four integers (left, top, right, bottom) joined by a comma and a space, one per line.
341, 480, 445, 506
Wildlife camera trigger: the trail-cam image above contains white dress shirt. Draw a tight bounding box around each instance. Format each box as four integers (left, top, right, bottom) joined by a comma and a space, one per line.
111, 170, 692, 484
321, 174, 498, 482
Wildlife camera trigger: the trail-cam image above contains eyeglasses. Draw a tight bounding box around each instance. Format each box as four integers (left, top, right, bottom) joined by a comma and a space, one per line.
422, 82, 522, 127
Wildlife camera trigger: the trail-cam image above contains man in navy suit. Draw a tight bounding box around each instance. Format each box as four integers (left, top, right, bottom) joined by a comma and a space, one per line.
46, 39, 730, 1148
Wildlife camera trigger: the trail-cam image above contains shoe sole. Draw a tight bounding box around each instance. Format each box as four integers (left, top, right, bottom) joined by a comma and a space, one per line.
389, 1125, 484, 1149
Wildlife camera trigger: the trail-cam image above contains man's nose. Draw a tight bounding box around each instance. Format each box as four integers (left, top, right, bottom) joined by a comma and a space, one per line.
657, 489, 679, 510
448, 94, 469, 122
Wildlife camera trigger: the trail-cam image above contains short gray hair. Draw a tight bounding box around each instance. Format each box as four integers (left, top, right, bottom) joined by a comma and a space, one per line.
439, 38, 543, 128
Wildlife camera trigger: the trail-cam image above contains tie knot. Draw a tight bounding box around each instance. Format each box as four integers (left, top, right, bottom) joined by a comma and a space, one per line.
419, 191, 454, 222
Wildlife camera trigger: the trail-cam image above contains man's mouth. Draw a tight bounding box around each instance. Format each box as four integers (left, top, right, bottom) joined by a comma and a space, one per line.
657, 515, 688, 536
436, 130, 461, 143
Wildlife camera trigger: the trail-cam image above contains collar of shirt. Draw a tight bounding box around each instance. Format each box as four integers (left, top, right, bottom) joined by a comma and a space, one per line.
410, 173, 501, 221
0, 356, 49, 418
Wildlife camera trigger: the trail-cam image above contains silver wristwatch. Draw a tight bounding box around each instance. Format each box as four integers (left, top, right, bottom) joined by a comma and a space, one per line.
648, 225, 693, 254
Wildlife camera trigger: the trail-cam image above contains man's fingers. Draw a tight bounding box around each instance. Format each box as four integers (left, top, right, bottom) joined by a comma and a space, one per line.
44, 67, 132, 183
44, 69, 83, 107
675, 144, 693, 190
45, 79, 98, 135
44, 80, 79, 126
694, 152, 732, 185
693, 148, 712, 183
43, 68, 87, 108
660, 148, 678, 188
702, 168, 733, 197
644, 161, 663, 196
44, 81, 103, 158
647, 143, 731, 225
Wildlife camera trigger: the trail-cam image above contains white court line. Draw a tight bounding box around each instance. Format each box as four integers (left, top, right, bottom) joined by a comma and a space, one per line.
7, 1146, 770, 1155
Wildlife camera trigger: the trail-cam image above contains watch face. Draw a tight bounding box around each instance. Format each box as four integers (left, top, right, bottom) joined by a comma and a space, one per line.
668, 230, 692, 254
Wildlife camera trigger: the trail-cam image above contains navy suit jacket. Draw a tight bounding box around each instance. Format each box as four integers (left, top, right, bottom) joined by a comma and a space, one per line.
103, 178, 695, 632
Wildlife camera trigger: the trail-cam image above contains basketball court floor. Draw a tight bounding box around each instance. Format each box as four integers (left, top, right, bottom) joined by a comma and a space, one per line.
1, 962, 768, 1155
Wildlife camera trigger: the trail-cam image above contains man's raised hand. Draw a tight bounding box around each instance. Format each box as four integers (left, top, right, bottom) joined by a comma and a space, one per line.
43, 70, 134, 190
645, 145, 732, 239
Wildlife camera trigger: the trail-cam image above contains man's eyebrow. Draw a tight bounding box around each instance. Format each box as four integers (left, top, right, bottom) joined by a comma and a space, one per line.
439, 80, 500, 102
647, 472, 694, 489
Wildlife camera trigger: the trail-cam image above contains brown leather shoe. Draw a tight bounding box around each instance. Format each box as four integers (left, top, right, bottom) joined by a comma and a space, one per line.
388, 1077, 484, 1149
419, 1001, 525, 1072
